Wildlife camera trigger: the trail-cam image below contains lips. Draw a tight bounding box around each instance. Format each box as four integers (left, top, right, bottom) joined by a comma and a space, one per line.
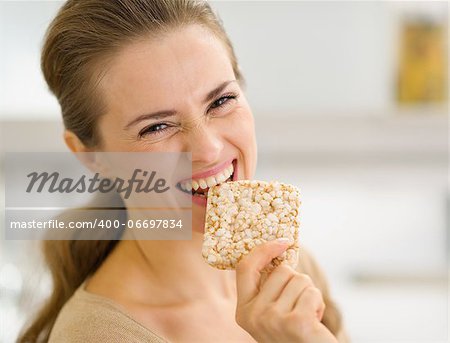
176, 159, 237, 202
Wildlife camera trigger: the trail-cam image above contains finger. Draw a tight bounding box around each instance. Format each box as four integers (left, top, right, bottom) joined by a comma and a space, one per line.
275, 273, 314, 312
293, 286, 325, 321
257, 264, 297, 302
235, 238, 291, 304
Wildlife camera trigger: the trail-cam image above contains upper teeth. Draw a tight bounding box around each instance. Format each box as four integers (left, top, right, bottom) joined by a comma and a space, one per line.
180, 164, 234, 192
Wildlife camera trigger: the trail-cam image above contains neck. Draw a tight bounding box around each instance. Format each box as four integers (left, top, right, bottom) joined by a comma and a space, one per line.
89, 231, 237, 307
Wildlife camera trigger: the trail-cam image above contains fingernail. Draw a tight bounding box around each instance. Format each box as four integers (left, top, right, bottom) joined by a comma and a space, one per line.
276, 237, 292, 244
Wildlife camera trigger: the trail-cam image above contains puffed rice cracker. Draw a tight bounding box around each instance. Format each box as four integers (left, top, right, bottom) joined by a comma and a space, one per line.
202, 180, 300, 271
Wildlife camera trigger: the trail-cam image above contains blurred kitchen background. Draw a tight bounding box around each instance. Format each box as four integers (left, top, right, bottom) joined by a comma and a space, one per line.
0, 1, 448, 342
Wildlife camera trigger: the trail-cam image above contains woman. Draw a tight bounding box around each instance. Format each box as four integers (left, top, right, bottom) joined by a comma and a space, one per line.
19, 1, 349, 342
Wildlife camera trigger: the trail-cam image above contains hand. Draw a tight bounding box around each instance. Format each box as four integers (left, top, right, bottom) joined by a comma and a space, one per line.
235, 239, 338, 343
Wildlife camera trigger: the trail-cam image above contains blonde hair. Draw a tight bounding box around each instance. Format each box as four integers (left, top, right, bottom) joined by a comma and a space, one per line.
19, 1, 242, 341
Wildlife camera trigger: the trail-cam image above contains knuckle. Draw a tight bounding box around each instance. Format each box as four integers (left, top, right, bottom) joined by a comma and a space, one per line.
305, 286, 323, 300
278, 263, 294, 272
286, 311, 306, 324
295, 273, 314, 286
274, 263, 297, 276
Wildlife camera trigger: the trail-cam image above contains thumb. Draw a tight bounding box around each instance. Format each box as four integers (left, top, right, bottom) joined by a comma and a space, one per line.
235, 238, 292, 304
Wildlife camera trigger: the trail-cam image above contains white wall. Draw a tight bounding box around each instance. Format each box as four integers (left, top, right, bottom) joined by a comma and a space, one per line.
212, 0, 447, 115
0, 1, 447, 119
214, 1, 396, 114
0, 1, 62, 119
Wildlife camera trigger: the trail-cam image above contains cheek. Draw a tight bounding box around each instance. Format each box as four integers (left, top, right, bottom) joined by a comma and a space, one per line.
241, 113, 256, 146
226, 106, 256, 145
223, 107, 258, 176
242, 115, 258, 177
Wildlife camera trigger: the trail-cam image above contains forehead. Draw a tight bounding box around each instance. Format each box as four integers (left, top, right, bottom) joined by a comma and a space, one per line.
99, 25, 235, 116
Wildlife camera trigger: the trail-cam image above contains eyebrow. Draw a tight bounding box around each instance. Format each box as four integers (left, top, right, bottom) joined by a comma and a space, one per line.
124, 80, 237, 130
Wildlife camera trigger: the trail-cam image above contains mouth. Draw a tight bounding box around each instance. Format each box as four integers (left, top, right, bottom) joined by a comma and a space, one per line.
176, 159, 237, 201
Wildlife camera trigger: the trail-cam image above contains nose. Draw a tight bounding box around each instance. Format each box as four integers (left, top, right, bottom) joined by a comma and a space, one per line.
185, 120, 224, 166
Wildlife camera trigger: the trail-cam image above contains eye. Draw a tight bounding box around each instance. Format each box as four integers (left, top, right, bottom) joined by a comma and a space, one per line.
139, 123, 173, 138
208, 93, 239, 113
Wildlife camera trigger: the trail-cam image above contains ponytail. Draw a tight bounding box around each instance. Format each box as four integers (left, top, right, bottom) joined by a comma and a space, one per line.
18, 193, 126, 343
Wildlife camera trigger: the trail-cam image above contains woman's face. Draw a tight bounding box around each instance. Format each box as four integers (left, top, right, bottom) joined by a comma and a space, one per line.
95, 25, 257, 232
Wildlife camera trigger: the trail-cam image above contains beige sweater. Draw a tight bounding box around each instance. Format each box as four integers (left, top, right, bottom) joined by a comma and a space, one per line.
48, 248, 350, 342
48, 283, 167, 343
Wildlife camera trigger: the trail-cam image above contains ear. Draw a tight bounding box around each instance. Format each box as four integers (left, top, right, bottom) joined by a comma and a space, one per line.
64, 130, 89, 153
64, 130, 106, 174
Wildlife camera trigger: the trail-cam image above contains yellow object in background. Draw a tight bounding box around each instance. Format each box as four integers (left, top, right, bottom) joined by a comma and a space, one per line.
397, 20, 447, 104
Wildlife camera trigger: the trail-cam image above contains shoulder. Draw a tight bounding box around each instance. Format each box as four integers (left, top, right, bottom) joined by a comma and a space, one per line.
48, 284, 167, 343
295, 247, 351, 343
296, 247, 329, 290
